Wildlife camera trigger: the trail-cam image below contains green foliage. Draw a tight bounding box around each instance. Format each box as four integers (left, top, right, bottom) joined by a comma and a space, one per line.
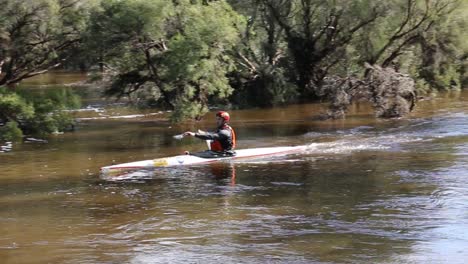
349, 0, 466, 91
232, 66, 298, 107
87, 0, 245, 121
233, 0, 387, 100
0, 88, 35, 122
170, 98, 209, 122
23, 110, 75, 137
228, 0, 300, 107
228, 0, 465, 118
161, 1, 241, 102
21, 87, 78, 135
169, 0, 244, 105
0, 121, 23, 141
3, 0, 462, 123
0, 0, 92, 85
416, 1, 468, 90
19, 87, 82, 111
86, 0, 172, 66
0, 86, 77, 140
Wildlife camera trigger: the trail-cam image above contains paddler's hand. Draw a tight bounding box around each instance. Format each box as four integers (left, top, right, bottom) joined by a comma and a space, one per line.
183, 131, 196, 137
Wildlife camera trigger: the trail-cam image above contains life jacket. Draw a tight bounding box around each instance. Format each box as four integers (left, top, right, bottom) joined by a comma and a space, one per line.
210, 124, 236, 152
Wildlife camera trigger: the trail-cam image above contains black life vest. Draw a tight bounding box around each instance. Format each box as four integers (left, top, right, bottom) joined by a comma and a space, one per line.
210, 124, 236, 152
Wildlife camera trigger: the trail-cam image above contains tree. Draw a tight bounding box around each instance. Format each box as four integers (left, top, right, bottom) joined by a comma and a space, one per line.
228, 0, 298, 107
0, 0, 92, 86
87, 0, 244, 121
0, 86, 79, 141
414, 0, 468, 90
357, 0, 461, 69
346, 0, 466, 92
260, 0, 382, 98
314, 0, 463, 119
320, 64, 416, 119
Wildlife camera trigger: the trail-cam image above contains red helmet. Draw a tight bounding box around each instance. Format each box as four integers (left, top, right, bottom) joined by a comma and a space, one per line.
216, 111, 230, 122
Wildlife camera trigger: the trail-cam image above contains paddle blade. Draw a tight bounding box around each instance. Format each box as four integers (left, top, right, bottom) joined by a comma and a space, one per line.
173, 134, 184, 140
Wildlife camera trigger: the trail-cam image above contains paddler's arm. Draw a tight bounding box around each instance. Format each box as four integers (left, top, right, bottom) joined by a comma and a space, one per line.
184, 130, 227, 140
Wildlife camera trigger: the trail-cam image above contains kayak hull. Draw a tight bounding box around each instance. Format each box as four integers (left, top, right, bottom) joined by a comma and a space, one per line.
100, 145, 307, 176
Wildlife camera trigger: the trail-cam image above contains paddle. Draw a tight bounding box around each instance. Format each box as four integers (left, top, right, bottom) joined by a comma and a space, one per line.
173, 134, 184, 140
173, 130, 212, 150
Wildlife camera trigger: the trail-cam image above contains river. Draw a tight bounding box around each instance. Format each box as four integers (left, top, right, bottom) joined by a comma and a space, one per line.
1, 73, 467, 263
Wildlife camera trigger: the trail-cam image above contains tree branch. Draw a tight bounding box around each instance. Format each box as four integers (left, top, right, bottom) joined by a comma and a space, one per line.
236, 50, 258, 75
5, 62, 62, 85
371, 0, 431, 64
263, 0, 296, 40
58, 0, 81, 12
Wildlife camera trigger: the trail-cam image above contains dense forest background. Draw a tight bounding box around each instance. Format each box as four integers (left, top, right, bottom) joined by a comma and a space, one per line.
1, 0, 467, 139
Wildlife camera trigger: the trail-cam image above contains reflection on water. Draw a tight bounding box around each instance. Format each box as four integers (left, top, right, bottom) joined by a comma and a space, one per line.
21, 71, 88, 86
1, 75, 468, 263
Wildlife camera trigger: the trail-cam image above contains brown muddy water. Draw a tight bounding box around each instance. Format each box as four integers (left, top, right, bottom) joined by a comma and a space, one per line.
1, 73, 468, 263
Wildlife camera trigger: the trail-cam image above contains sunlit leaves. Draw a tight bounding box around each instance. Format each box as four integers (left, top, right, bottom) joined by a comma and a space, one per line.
161, 1, 243, 119
0, 86, 78, 140
0, 90, 35, 122
162, 1, 240, 96
0, 0, 91, 85
90, 0, 244, 121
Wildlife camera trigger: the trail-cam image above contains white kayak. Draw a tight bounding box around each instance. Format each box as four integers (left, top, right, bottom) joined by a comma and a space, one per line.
100, 145, 308, 177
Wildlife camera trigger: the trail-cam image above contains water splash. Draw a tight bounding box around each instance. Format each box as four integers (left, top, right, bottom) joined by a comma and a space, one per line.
0, 141, 13, 153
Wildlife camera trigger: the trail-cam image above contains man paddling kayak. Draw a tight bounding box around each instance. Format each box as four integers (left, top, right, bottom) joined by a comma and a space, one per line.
184, 111, 237, 158
101, 112, 309, 175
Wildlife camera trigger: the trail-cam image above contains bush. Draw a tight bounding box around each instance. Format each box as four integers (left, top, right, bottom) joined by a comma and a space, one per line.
0, 86, 77, 141
320, 64, 416, 119
0, 121, 23, 141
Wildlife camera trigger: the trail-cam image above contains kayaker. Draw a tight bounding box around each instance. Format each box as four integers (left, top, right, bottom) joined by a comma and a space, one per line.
184, 111, 236, 157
